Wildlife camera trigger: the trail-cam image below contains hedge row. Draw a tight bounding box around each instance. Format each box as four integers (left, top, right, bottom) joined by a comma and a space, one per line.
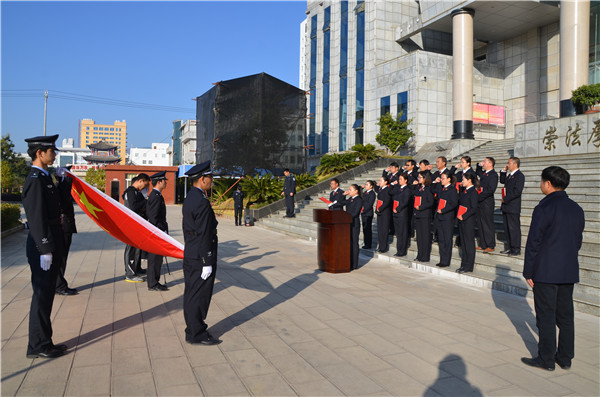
1, 203, 21, 231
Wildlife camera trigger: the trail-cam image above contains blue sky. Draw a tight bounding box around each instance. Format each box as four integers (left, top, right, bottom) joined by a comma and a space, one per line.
1, 1, 307, 153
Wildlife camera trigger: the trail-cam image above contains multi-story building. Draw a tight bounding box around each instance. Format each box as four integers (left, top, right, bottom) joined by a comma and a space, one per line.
80, 119, 127, 164
301, 0, 595, 169
129, 143, 171, 166
56, 138, 91, 168
180, 120, 197, 165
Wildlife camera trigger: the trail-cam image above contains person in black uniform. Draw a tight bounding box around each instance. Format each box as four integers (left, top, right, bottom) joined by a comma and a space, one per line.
500, 157, 525, 256
404, 159, 418, 186
392, 174, 413, 257
182, 161, 221, 345
418, 160, 433, 180
432, 171, 459, 267
344, 184, 363, 270
122, 173, 150, 282
454, 156, 476, 189
456, 173, 479, 273
22, 134, 68, 359
146, 171, 169, 291
431, 156, 455, 244
281, 169, 296, 218
233, 185, 245, 225
413, 172, 434, 262
361, 180, 376, 249
521, 166, 585, 372
375, 176, 392, 253
328, 178, 345, 210
54, 165, 78, 296
475, 157, 498, 253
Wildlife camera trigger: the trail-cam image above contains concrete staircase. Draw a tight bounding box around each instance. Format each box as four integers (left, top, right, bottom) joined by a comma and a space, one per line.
256, 142, 600, 315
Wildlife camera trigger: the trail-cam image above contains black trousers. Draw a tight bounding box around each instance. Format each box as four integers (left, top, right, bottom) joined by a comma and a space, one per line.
183, 261, 217, 342
376, 212, 391, 251
436, 218, 454, 266
56, 232, 73, 292
458, 217, 476, 271
415, 214, 432, 261
477, 201, 496, 249
393, 213, 409, 255
533, 283, 575, 367
285, 195, 295, 217
361, 214, 373, 248
26, 233, 61, 354
502, 212, 521, 251
350, 223, 360, 269
234, 207, 243, 225
124, 244, 142, 277
147, 253, 163, 288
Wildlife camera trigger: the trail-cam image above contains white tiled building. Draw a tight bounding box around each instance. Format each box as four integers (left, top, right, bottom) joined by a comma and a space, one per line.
301, 0, 595, 170
129, 143, 171, 166
180, 120, 197, 165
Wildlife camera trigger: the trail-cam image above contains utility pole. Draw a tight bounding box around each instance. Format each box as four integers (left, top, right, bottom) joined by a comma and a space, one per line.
43, 90, 48, 136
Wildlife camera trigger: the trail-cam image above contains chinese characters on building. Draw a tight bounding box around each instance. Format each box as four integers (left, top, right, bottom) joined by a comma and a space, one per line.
543, 119, 600, 151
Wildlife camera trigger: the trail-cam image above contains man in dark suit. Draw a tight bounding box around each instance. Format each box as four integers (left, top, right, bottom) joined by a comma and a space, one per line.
403, 159, 418, 186
476, 157, 498, 252
361, 180, 376, 249
22, 134, 68, 359
500, 157, 525, 255
328, 178, 345, 210
182, 162, 221, 345
431, 156, 456, 182
344, 184, 363, 270
375, 176, 392, 253
146, 171, 169, 291
55, 166, 78, 296
521, 166, 585, 372
233, 185, 245, 225
281, 169, 296, 218
122, 173, 150, 282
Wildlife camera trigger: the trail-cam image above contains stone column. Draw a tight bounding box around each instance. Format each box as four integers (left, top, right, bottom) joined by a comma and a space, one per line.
559, 0, 590, 117
451, 8, 475, 139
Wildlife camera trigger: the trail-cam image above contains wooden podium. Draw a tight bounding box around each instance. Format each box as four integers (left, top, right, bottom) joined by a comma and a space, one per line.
313, 209, 352, 273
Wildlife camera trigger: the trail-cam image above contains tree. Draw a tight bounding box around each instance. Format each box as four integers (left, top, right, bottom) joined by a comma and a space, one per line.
85, 168, 106, 192
350, 143, 384, 162
375, 112, 414, 155
316, 152, 358, 176
241, 174, 282, 206
1, 134, 28, 192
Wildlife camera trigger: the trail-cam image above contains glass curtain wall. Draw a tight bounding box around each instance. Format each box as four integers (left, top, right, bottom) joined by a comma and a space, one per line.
322, 6, 331, 154
309, 15, 318, 155
591, 2, 600, 84
355, 0, 365, 145
339, 1, 348, 151
397, 91, 408, 121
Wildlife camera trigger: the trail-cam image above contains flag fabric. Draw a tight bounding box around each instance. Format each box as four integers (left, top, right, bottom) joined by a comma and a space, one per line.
67, 171, 184, 259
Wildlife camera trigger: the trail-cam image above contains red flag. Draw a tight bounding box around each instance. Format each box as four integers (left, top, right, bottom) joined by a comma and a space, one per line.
67, 171, 184, 259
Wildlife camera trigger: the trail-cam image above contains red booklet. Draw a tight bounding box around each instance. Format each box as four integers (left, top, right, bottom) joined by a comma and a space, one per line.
457, 205, 467, 218
414, 196, 422, 208
393, 200, 399, 211
501, 187, 506, 199
477, 187, 483, 194
455, 182, 461, 192
319, 197, 332, 204
437, 199, 446, 212
376, 200, 383, 211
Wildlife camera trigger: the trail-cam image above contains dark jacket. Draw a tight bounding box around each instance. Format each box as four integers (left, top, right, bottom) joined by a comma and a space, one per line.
458, 186, 479, 221
345, 195, 363, 229
283, 174, 296, 195
123, 185, 147, 219
147, 188, 168, 233
58, 176, 77, 234
431, 166, 456, 182
523, 191, 585, 283
392, 185, 413, 217
182, 187, 219, 267
432, 183, 459, 222
500, 169, 525, 214
375, 186, 392, 215
476, 165, 498, 204
361, 189, 376, 217
329, 188, 346, 210
413, 185, 434, 218
233, 190, 245, 209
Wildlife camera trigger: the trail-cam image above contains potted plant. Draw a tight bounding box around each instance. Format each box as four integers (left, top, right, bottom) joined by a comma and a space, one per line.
571, 83, 600, 113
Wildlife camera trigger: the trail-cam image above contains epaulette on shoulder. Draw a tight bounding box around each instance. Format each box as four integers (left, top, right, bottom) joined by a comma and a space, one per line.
29, 170, 40, 178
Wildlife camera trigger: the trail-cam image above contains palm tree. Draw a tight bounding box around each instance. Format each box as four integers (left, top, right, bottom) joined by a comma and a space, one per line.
316, 153, 358, 176
351, 143, 383, 162
241, 174, 283, 205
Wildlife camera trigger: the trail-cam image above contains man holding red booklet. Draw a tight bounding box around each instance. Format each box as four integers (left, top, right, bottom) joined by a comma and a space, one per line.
476, 157, 498, 252
432, 171, 459, 267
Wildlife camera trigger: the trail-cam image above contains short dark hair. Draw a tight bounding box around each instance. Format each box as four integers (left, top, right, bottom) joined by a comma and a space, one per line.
510, 156, 520, 167
27, 145, 51, 161
541, 166, 569, 190
406, 159, 416, 168
486, 157, 496, 167
419, 159, 430, 166
331, 178, 340, 185
437, 156, 447, 165
389, 162, 399, 168
137, 173, 150, 182
418, 171, 432, 186
380, 176, 389, 185
463, 172, 479, 188
441, 170, 456, 185
366, 180, 375, 188
461, 156, 471, 165
283, 168, 290, 173
151, 178, 164, 186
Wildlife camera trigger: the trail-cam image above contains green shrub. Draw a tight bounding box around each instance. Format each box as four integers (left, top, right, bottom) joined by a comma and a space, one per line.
571, 84, 600, 108
1, 203, 21, 231
295, 172, 318, 190
241, 174, 283, 206
316, 152, 359, 176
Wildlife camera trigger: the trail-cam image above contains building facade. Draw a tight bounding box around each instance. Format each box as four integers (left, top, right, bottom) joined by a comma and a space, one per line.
129, 143, 171, 166
104, 165, 178, 204
180, 120, 197, 165
171, 119, 183, 166
56, 138, 91, 168
80, 119, 127, 164
301, 0, 595, 169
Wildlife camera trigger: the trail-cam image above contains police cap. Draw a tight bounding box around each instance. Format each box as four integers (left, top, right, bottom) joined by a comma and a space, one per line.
25, 134, 60, 151
185, 161, 212, 178
149, 170, 168, 180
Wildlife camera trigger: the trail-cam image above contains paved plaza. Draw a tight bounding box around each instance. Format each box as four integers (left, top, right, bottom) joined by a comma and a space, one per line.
1, 206, 599, 396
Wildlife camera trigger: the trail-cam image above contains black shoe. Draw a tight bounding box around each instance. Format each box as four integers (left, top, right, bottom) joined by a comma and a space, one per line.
521, 357, 554, 371
438, 264, 450, 268
421, 259, 430, 263
148, 284, 169, 291
461, 269, 473, 273
456, 267, 465, 273
52, 344, 68, 351
509, 250, 521, 256
379, 249, 388, 254
187, 333, 222, 346
555, 357, 571, 370
56, 288, 78, 296
413, 257, 421, 262
394, 252, 407, 257
289, 214, 296, 218
26, 347, 65, 359
500, 249, 512, 254
137, 268, 147, 275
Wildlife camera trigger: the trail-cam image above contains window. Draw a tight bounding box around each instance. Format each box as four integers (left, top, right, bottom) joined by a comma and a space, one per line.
94, 127, 98, 130
86, 127, 89, 130
397, 91, 408, 121
110, 128, 114, 131
309, 14, 318, 156
339, 1, 348, 151
355, 2, 365, 126
142, 160, 146, 164
381, 96, 390, 116
148, 160, 153, 164
322, 6, 331, 83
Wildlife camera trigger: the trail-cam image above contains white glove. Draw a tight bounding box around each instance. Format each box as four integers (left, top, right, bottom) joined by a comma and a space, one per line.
201, 266, 212, 280
55, 167, 68, 181
40, 253, 52, 271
